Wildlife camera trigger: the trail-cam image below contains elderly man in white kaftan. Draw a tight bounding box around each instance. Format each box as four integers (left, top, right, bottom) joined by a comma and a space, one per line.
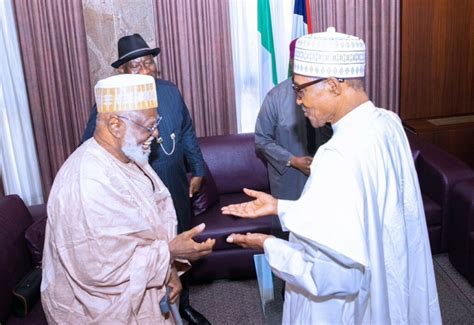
41, 74, 214, 324
223, 28, 441, 324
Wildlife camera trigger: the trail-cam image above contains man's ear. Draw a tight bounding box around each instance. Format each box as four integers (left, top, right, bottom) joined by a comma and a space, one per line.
108, 115, 124, 139
326, 77, 343, 96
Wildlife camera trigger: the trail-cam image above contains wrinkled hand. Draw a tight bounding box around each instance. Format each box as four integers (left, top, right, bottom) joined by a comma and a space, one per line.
221, 188, 277, 218
226, 232, 274, 250
167, 268, 182, 304
169, 223, 215, 261
290, 156, 313, 175
189, 176, 203, 197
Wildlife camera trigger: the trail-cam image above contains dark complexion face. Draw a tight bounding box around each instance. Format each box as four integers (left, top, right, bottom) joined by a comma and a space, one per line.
117, 109, 159, 147
118, 55, 158, 78
293, 75, 334, 128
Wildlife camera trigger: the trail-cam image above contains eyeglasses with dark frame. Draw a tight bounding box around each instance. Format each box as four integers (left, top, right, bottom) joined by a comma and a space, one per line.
292, 77, 345, 99
115, 114, 162, 136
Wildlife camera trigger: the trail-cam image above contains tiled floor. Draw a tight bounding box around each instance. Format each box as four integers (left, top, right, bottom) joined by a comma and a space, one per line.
189, 254, 474, 324
434, 254, 474, 324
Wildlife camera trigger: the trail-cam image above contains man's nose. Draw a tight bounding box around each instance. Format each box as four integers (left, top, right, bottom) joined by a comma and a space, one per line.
139, 65, 150, 75
152, 127, 159, 139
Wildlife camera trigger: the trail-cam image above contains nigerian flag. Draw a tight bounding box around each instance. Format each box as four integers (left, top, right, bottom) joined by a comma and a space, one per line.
258, 0, 277, 103
292, 0, 312, 39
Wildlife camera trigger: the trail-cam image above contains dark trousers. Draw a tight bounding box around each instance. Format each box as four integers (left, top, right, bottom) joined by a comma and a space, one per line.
175, 199, 192, 310
179, 271, 191, 309
157, 165, 194, 310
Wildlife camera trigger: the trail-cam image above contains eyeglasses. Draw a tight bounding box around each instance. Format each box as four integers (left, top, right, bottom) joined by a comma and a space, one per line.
126, 57, 156, 71
116, 115, 162, 136
292, 77, 345, 99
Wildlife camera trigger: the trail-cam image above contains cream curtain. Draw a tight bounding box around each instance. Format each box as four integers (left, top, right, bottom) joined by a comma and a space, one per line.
0, 0, 43, 205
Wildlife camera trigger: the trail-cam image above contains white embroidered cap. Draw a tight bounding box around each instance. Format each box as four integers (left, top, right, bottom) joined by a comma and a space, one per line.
94, 74, 158, 113
294, 27, 366, 78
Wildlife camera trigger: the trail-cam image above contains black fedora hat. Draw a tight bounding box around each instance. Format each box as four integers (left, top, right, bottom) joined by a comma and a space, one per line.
111, 34, 160, 68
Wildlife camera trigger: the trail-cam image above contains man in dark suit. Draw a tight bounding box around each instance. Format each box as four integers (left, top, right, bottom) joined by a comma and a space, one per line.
81, 33, 209, 325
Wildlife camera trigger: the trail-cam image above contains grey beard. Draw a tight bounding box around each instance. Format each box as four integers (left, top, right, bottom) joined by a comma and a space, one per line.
122, 135, 150, 166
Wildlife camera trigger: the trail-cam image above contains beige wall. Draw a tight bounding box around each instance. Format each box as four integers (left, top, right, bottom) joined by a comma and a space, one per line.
82, 0, 156, 88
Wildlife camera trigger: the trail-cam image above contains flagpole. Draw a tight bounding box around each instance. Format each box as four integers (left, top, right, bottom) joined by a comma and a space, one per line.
305, 0, 313, 33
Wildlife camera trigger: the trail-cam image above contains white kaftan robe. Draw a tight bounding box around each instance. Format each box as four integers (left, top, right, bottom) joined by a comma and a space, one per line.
41, 138, 181, 324
264, 101, 441, 324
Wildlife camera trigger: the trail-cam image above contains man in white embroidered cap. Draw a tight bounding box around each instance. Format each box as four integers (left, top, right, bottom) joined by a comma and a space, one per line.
222, 28, 441, 324
41, 74, 215, 324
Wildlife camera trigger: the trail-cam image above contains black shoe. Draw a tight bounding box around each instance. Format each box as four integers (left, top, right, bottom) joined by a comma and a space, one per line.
179, 306, 211, 325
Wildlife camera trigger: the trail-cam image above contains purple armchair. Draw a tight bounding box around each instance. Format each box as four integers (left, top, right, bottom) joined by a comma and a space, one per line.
405, 131, 474, 254
189, 133, 280, 282
448, 178, 474, 285
0, 195, 47, 324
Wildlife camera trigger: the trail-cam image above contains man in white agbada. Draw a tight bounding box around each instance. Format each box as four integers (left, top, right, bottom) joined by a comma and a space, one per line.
41, 74, 215, 324
222, 28, 441, 324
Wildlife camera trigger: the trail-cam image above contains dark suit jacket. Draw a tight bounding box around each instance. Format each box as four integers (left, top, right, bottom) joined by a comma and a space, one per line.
81, 79, 205, 233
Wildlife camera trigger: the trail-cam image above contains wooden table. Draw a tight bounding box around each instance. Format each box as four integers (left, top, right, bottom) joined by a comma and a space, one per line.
403, 115, 474, 168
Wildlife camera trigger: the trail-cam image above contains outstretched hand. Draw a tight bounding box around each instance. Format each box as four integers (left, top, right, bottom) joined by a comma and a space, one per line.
226, 232, 274, 250
168, 223, 215, 261
221, 188, 278, 218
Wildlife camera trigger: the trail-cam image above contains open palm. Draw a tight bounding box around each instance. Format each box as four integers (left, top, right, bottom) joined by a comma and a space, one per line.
221, 188, 277, 218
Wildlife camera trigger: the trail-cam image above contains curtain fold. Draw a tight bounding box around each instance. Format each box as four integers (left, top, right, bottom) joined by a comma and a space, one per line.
228, 0, 259, 133
0, 0, 43, 204
153, 0, 237, 136
13, 0, 93, 198
310, 0, 400, 113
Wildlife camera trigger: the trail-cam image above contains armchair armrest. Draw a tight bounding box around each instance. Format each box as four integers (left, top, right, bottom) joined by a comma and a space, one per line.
27, 204, 47, 222
416, 142, 473, 206
416, 142, 473, 252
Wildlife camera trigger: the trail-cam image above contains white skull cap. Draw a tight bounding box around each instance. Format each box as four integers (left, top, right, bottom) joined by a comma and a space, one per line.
294, 27, 366, 78
94, 74, 158, 113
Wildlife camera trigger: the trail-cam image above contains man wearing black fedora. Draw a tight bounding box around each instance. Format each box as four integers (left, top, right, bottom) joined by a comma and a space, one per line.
81, 33, 210, 325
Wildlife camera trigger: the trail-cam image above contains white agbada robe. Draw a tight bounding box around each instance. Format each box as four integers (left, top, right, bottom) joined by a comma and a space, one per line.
264, 101, 441, 324
42, 138, 184, 324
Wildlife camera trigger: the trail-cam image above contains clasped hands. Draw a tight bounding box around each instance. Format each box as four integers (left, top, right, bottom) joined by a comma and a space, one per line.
291, 155, 313, 175
221, 188, 277, 250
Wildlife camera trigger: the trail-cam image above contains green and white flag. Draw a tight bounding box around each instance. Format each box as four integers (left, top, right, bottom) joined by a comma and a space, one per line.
258, 0, 278, 104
